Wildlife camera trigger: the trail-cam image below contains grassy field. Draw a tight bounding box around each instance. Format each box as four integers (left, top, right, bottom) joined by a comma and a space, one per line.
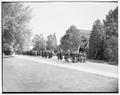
3, 56, 118, 92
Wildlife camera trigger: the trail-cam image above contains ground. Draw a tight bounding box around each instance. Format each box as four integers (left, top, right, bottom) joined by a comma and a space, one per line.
2, 55, 118, 92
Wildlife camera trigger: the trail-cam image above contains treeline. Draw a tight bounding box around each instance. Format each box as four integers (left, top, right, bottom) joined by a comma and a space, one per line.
32, 33, 57, 51
2, 3, 58, 54
58, 7, 118, 65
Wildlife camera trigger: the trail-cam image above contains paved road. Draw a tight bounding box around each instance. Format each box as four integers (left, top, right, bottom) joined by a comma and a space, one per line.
3, 55, 118, 92
16, 55, 118, 78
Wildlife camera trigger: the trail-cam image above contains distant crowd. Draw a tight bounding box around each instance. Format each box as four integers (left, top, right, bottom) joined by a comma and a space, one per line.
20, 49, 87, 63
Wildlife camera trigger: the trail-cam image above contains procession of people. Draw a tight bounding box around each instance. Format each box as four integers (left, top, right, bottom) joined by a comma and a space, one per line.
21, 38, 88, 63
21, 47, 87, 63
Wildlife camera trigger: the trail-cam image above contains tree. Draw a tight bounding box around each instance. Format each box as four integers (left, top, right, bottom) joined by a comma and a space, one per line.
32, 34, 46, 51
103, 7, 118, 64
60, 25, 86, 52
2, 3, 32, 52
46, 33, 57, 51
89, 19, 104, 60
14, 27, 32, 52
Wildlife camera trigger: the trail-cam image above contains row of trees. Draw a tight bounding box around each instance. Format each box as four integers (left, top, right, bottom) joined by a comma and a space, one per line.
32, 25, 88, 55
2, 3, 58, 54
32, 33, 57, 51
89, 7, 118, 65
59, 7, 118, 65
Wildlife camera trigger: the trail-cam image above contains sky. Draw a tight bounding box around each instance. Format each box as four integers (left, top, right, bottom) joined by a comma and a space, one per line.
24, 2, 118, 45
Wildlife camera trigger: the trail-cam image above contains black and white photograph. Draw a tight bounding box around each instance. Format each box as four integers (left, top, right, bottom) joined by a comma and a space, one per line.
2, 0, 118, 93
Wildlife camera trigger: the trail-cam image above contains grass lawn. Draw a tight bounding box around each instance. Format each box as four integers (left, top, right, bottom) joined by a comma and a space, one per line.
3, 56, 118, 92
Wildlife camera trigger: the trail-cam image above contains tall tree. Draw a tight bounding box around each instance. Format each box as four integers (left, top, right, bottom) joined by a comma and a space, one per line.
32, 34, 46, 51
60, 25, 86, 52
2, 3, 32, 52
103, 7, 118, 64
89, 19, 104, 59
46, 33, 57, 51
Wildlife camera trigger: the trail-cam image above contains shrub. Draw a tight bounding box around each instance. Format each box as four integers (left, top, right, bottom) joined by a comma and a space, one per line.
4, 46, 14, 55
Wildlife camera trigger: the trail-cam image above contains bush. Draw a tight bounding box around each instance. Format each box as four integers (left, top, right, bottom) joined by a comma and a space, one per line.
4, 46, 14, 55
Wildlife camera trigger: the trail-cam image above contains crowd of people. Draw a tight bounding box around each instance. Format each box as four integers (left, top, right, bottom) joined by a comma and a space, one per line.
19, 40, 88, 63
21, 49, 87, 63
22, 50, 53, 58
56, 51, 87, 63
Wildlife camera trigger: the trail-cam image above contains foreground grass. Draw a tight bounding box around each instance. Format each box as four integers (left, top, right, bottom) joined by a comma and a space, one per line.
3, 56, 118, 92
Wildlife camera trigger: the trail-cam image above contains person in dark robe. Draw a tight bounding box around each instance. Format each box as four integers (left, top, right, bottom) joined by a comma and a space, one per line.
59, 51, 63, 60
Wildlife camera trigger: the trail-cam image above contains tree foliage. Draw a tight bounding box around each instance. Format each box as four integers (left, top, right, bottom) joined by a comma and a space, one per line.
88, 7, 118, 65
103, 7, 118, 64
32, 34, 46, 51
89, 20, 104, 60
46, 33, 57, 51
60, 25, 87, 52
2, 3, 32, 52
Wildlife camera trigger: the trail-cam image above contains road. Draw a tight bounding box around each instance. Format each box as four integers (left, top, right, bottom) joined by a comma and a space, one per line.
16, 55, 118, 78
3, 55, 118, 92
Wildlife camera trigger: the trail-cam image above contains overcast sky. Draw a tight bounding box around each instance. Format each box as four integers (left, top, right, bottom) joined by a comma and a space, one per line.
24, 2, 117, 45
